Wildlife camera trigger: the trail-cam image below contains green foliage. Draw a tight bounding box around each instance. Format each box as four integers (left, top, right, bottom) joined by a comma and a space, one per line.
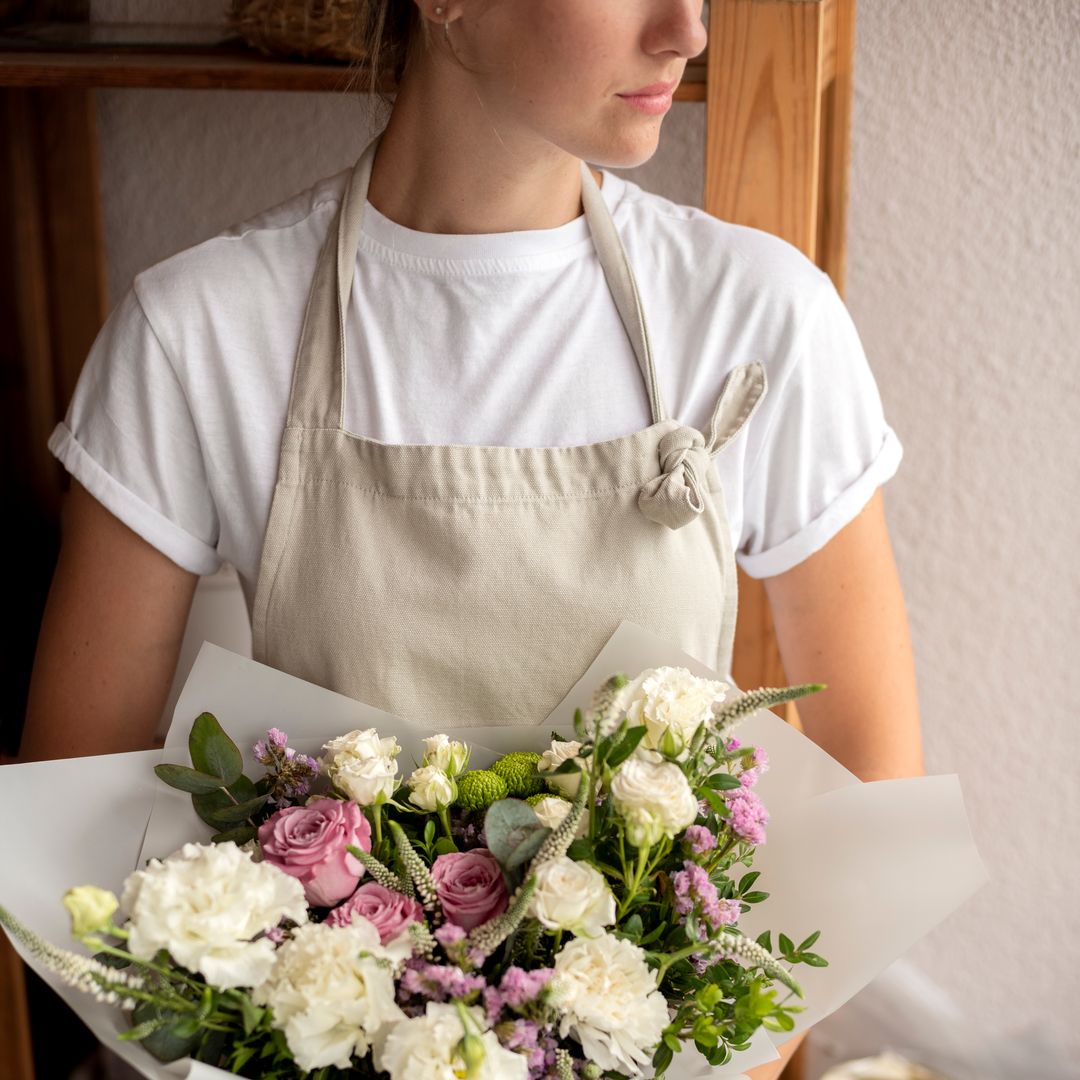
455, 769, 509, 811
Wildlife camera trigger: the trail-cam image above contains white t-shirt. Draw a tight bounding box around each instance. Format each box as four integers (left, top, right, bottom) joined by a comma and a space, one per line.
48, 162, 902, 624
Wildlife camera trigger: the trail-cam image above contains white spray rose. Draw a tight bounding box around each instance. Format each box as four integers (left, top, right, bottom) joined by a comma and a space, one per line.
322, 727, 401, 806
252, 917, 406, 1071
615, 666, 728, 758
422, 734, 470, 776
537, 738, 586, 797
528, 856, 615, 938
609, 757, 699, 849
531, 795, 587, 838
552, 932, 670, 1074
407, 765, 456, 811
119, 841, 307, 990
375, 1001, 527, 1080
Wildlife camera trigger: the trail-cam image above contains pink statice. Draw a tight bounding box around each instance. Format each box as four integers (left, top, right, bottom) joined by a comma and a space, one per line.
723, 786, 769, 845
498, 1018, 559, 1078
739, 746, 771, 788
252, 728, 320, 804
724, 737, 741, 752
672, 861, 741, 938
482, 966, 555, 1024
683, 825, 717, 855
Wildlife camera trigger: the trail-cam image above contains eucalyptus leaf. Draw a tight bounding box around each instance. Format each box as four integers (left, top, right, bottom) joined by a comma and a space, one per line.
129, 1002, 201, 1062
203, 793, 270, 827
484, 799, 545, 869
153, 764, 227, 795
188, 711, 242, 785
193, 774, 257, 830
505, 826, 551, 869
210, 825, 257, 846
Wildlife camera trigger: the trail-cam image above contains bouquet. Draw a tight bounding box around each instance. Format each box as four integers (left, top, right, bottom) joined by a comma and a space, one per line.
0, 620, 989, 1080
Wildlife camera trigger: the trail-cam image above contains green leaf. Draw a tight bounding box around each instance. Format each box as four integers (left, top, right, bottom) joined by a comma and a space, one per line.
737, 871, 761, 894
434, 836, 459, 856
779, 933, 794, 956
799, 952, 829, 967
154, 763, 228, 795
484, 799, 547, 870
236, 992, 265, 1037
129, 1002, 201, 1062
91, 949, 132, 969
606, 725, 648, 770
202, 793, 271, 828
210, 825, 257, 846
706, 772, 742, 790
621, 913, 644, 940
192, 774, 257, 830
662, 1032, 682, 1053
755, 930, 772, 952
741, 890, 770, 904
652, 1041, 675, 1074
505, 826, 551, 870
797, 929, 821, 951
424, 820, 436, 846
572, 709, 587, 738
188, 711, 242, 785
763, 1011, 795, 1032
639, 921, 668, 946
566, 838, 594, 861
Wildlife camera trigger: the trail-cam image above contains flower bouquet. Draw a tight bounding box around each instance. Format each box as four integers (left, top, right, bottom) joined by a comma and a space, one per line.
0, 620, 989, 1080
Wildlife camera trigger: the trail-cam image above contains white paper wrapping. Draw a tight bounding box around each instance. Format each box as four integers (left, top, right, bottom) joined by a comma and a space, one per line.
0, 620, 988, 1080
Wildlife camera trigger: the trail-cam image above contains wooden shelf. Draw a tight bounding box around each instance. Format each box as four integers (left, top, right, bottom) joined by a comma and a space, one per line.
0, 21, 707, 96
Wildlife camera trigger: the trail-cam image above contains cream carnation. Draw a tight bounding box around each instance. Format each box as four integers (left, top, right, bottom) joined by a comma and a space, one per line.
537, 738, 586, 797
252, 917, 407, 1071
528, 856, 615, 938
552, 932, 670, 1074
119, 841, 307, 989
609, 757, 699, 848
616, 666, 728, 757
376, 1002, 527, 1080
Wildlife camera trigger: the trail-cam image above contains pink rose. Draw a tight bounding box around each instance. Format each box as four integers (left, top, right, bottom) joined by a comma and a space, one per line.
257, 799, 371, 908
431, 848, 508, 931
326, 882, 425, 943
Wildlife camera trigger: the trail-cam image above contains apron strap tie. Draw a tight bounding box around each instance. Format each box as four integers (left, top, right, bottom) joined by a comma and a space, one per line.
637, 426, 710, 529
637, 361, 768, 530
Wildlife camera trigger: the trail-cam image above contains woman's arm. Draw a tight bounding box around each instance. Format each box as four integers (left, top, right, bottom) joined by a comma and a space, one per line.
761, 486, 925, 783
740, 487, 923, 1080
17, 479, 199, 762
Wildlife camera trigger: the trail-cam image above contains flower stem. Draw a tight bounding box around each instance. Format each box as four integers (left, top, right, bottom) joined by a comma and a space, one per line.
438, 806, 454, 841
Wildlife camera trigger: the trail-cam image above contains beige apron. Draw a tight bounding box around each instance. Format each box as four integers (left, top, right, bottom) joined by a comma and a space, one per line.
251, 129, 767, 730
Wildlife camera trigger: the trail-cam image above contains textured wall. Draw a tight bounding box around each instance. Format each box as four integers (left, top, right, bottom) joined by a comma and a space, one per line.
87, 0, 1078, 1075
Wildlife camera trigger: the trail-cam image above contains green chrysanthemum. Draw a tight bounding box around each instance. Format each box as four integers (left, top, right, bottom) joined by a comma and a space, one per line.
490, 751, 546, 797
455, 769, 509, 811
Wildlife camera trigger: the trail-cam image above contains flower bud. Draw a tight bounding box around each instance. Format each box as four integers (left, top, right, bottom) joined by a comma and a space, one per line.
63, 885, 119, 938
458, 1032, 487, 1077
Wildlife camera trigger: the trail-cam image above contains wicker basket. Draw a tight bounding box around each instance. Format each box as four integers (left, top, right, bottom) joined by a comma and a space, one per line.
227, 0, 370, 63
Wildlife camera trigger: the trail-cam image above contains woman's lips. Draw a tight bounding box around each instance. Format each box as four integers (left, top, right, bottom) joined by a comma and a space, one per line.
616, 90, 675, 115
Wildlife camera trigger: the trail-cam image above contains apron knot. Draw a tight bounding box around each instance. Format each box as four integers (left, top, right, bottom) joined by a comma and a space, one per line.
637, 426, 711, 529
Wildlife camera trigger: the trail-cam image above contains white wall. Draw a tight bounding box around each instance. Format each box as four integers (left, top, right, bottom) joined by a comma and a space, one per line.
89, 1, 1079, 1075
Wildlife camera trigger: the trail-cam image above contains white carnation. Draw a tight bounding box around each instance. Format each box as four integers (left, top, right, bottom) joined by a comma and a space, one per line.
528, 856, 615, 938
616, 666, 728, 757
252, 917, 407, 1071
376, 1002, 527, 1080
422, 734, 470, 776
537, 739, 586, 797
322, 727, 401, 806
407, 765, 456, 811
552, 932, 670, 1074
119, 841, 307, 990
609, 757, 699, 848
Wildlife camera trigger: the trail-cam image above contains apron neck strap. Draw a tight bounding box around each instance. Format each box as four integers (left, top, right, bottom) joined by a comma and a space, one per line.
286, 128, 668, 431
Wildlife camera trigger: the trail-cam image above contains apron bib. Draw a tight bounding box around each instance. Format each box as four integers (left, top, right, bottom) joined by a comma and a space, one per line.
251, 129, 767, 729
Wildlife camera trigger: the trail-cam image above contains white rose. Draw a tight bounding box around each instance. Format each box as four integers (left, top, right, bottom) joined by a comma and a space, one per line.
119, 841, 307, 990
322, 728, 401, 806
616, 666, 728, 757
253, 917, 406, 1071
608, 757, 699, 848
407, 765, 456, 811
531, 795, 587, 838
375, 1002, 527, 1080
537, 739, 586, 797
422, 734, 470, 776
552, 932, 670, 1074
528, 856, 615, 938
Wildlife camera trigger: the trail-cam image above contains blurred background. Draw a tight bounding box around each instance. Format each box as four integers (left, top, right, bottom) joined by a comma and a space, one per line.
2, 1, 1077, 1078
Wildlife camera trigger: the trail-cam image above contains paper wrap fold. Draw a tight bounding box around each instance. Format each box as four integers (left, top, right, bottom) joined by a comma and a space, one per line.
0, 620, 988, 1080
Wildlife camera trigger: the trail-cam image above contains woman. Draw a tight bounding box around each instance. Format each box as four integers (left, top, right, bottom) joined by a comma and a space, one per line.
21, 3, 924, 1075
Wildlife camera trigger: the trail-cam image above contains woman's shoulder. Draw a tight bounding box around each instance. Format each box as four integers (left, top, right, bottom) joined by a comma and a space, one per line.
131, 164, 352, 342
609, 170, 832, 329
